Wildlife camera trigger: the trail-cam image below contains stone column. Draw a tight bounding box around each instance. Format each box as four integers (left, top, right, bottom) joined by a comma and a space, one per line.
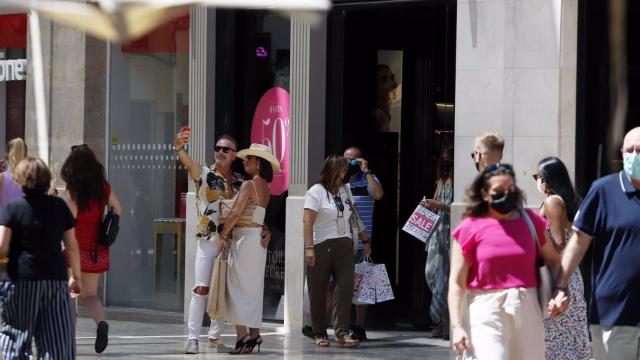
284, 13, 326, 334
25, 16, 87, 184
454, 0, 578, 206
450, 0, 577, 357
183, 5, 217, 321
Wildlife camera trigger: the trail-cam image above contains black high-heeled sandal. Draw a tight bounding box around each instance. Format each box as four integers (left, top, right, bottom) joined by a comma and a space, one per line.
245, 335, 263, 353
229, 334, 251, 355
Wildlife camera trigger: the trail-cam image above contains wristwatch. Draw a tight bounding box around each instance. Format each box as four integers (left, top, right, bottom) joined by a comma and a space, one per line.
172, 145, 183, 152
363, 170, 372, 176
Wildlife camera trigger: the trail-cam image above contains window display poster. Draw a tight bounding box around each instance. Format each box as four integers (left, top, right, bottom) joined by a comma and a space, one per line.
250, 87, 290, 196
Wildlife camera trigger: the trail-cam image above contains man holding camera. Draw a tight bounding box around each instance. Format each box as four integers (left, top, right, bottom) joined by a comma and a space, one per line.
343, 146, 384, 341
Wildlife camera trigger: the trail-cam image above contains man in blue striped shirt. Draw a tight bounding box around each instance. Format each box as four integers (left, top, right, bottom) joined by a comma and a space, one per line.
344, 146, 383, 341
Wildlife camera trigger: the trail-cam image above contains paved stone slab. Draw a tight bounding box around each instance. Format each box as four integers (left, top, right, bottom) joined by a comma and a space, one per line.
76, 318, 450, 359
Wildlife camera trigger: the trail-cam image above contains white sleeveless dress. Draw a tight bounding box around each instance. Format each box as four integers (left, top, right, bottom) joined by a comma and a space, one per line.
225, 181, 267, 328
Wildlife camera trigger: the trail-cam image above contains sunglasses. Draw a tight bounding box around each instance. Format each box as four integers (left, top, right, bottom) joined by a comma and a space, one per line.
214, 146, 236, 153
333, 195, 345, 213
532, 173, 545, 182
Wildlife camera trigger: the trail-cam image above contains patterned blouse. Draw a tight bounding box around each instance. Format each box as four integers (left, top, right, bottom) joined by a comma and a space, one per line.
194, 164, 239, 241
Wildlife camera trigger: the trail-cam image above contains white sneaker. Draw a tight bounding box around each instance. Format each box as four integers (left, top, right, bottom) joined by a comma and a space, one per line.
184, 339, 199, 354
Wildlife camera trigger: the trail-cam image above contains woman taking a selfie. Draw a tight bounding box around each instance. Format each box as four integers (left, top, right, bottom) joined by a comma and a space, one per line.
303, 155, 370, 348
448, 164, 567, 360
61, 144, 122, 354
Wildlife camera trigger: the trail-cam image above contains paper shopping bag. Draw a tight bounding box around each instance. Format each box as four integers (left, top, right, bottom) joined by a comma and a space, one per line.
372, 263, 395, 303
353, 258, 375, 305
206, 252, 228, 320
356, 265, 376, 305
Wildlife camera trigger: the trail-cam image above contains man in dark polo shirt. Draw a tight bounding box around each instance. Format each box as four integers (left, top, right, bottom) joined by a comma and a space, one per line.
554, 127, 640, 359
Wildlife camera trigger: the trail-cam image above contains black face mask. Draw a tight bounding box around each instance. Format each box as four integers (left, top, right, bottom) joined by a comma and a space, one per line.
475, 161, 481, 172
490, 191, 518, 214
343, 163, 360, 183
442, 159, 453, 173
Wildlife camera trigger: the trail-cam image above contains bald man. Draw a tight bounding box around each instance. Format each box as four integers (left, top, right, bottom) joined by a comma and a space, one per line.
552, 127, 640, 359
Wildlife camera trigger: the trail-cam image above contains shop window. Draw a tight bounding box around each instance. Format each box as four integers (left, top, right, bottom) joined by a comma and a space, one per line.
107, 15, 189, 311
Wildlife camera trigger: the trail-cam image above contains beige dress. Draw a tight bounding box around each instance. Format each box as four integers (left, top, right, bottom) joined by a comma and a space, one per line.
225, 181, 267, 328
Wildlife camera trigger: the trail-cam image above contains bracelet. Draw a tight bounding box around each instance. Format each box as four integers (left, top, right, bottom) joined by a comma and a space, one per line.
173, 145, 183, 152
363, 170, 371, 176
362, 240, 370, 244
305, 245, 314, 250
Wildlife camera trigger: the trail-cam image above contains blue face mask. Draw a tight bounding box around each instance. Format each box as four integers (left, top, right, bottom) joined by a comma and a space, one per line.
623, 152, 640, 180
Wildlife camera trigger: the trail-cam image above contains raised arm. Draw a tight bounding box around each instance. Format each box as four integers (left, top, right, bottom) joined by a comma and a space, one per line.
357, 158, 383, 200
174, 131, 201, 181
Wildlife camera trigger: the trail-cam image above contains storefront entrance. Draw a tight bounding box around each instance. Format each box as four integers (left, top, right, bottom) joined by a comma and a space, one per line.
326, 0, 456, 328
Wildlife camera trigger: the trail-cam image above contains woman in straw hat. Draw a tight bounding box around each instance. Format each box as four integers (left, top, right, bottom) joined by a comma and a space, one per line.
218, 143, 280, 354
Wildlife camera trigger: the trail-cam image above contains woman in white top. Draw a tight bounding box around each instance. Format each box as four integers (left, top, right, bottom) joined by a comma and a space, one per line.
218, 144, 280, 355
303, 155, 370, 348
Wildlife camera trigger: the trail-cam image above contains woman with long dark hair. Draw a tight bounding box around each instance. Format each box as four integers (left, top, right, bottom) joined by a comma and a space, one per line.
533, 157, 591, 360
218, 144, 279, 354
448, 164, 566, 360
422, 146, 454, 339
61, 144, 122, 354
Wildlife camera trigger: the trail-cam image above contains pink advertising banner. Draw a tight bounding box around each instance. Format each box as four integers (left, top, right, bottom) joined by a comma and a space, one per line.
250, 87, 290, 196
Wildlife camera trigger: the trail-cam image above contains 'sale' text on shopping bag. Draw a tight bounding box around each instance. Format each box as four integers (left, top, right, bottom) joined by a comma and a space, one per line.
402, 205, 441, 243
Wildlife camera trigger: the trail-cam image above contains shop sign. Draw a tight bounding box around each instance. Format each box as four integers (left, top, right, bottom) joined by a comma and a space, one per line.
0, 59, 27, 82
250, 87, 290, 196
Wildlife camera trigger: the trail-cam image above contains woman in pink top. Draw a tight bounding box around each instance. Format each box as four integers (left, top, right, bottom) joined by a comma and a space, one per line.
448, 164, 568, 360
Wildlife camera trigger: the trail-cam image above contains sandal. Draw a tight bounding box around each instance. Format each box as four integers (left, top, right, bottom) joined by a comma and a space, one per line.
315, 336, 330, 347
335, 334, 359, 348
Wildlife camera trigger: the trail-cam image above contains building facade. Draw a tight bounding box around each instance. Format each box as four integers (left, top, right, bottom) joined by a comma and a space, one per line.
10, 0, 639, 332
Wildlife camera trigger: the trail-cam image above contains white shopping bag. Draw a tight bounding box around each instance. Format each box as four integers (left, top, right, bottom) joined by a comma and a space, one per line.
353, 257, 375, 305
372, 263, 394, 303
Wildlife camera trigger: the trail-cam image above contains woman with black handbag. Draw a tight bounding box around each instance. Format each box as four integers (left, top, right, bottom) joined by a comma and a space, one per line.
448, 164, 567, 360
61, 144, 122, 354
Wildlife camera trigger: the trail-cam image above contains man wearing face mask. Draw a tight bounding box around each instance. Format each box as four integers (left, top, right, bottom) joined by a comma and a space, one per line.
342, 146, 382, 341
471, 133, 504, 172
550, 127, 640, 360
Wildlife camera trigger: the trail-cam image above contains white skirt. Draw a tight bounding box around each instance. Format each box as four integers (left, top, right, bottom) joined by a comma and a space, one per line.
225, 227, 266, 328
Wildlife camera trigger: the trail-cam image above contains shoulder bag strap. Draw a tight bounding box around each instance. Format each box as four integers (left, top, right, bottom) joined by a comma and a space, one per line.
521, 209, 541, 249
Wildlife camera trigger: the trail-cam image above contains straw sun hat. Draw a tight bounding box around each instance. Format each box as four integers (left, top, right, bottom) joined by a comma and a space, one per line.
236, 143, 281, 172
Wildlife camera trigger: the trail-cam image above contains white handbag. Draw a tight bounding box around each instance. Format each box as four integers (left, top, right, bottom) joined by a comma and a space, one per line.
521, 209, 555, 320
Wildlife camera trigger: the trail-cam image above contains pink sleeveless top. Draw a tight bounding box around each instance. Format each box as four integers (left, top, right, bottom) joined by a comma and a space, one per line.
0, 171, 24, 208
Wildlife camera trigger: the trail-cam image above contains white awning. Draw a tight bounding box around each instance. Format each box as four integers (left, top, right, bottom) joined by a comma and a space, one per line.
2, 0, 330, 42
